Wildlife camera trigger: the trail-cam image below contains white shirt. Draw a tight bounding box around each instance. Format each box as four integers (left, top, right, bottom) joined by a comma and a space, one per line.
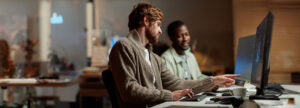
144, 48, 155, 84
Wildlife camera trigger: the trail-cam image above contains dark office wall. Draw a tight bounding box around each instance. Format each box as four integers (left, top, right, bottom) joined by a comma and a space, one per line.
96, 0, 234, 71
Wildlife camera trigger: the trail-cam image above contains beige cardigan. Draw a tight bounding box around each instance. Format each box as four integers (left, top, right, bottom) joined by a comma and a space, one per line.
109, 30, 216, 108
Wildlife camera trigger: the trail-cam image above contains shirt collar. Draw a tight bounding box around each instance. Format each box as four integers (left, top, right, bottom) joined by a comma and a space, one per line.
170, 47, 192, 63
170, 47, 183, 63
127, 29, 152, 51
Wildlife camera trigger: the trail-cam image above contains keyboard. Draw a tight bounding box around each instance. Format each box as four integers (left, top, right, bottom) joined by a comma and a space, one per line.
181, 94, 207, 101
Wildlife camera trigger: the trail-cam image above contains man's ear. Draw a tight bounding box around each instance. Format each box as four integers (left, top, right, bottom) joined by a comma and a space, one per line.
142, 16, 150, 26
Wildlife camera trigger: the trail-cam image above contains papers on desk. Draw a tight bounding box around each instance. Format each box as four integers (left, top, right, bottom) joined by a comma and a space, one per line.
281, 85, 300, 93
0, 78, 37, 83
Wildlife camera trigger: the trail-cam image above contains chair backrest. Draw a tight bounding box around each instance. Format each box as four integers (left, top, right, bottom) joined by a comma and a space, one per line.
102, 69, 119, 108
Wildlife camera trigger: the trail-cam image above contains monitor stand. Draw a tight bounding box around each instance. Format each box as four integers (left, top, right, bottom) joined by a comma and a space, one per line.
249, 88, 279, 100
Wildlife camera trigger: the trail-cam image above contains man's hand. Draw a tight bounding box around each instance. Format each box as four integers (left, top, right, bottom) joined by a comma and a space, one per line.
172, 89, 194, 101
211, 74, 240, 87
222, 74, 241, 79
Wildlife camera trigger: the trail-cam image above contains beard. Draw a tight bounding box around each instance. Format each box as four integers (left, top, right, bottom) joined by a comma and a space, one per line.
145, 28, 159, 45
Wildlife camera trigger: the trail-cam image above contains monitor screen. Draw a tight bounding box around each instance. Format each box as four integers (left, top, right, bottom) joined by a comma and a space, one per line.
234, 35, 256, 82
108, 36, 124, 56
251, 12, 274, 90
110, 36, 123, 49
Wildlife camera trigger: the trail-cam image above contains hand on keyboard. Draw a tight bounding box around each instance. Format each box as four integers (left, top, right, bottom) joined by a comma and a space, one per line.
181, 94, 207, 101
172, 89, 194, 101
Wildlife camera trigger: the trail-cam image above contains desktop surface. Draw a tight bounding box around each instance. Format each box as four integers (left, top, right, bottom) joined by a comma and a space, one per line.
265, 84, 300, 95
165, 105, 229, 108
152, 84, 300, 108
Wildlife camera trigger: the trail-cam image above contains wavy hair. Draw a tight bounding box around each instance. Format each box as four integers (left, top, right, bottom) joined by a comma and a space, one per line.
128, 3, 163, 31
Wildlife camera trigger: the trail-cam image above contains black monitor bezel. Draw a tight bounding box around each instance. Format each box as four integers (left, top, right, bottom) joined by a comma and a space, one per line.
251, 12, 274, 95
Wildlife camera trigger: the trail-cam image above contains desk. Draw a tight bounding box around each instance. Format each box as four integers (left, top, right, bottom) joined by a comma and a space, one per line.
0, 79, 75, 87
0, 78, 75, 108
152, 85, 300, 108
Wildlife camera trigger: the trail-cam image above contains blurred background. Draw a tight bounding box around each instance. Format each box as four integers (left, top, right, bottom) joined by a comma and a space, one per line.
0, 0, 299, 108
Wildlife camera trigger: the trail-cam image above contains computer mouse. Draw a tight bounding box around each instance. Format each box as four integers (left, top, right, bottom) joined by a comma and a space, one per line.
211, 96, 244, 107
222, 92, 233, 96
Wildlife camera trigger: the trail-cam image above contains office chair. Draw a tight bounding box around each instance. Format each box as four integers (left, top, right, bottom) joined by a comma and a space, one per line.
102, 69, 119, 108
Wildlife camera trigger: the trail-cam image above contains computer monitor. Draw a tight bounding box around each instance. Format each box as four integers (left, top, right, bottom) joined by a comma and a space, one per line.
249, 12, 275, 99
108, 36, 124, 56
234, 35, 256, 82
110, 36, 124, 49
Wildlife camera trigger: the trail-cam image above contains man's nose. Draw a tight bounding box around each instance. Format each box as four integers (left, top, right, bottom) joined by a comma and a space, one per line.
158, 28, 162, 35
183, 36, 188, 41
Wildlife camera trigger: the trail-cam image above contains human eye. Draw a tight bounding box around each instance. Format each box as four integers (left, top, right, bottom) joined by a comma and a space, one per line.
156, 21, 161, 26
185, 33, 189, 36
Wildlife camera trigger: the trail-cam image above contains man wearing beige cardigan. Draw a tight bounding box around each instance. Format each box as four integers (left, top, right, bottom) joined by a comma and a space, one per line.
108, 3, 240, 108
